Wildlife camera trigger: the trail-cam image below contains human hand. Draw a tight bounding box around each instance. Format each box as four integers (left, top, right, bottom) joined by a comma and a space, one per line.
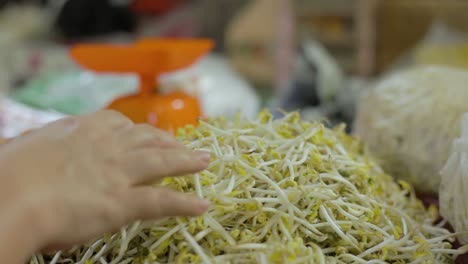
0, 111, 210, 258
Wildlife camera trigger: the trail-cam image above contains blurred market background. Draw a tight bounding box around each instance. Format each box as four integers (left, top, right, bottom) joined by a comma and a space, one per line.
0, 0, 467, 137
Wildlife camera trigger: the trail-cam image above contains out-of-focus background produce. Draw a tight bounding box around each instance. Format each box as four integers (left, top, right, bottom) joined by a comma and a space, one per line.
3, 0, 468, 263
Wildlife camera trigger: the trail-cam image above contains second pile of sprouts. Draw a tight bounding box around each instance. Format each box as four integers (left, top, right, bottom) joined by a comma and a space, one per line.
33, 110, 467, 263
354, 66, 468, 193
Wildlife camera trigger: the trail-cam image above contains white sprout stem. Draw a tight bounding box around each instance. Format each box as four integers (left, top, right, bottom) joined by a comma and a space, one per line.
204, 214, 236, 246
367, 260, 388, 264
194, 173, 203, 197
320, 173, 360, 193
194, 228, 213, 241
278, 219, 293, 241
339, 254, 368, 264
310, 243, 326, 264
334, 205, 360, 221
118, 258, 133, 264
287, 161, 296, 181
319, 205, 359, 249
210, 134, 223, 157
34, 111, 468, 263
238, 160, 305, 218
222, 175, 236, 195
79, 238, 104, 262
276, 126, 320, 151
149, 224, 183, 250
179, 223, 212, 264
49, 252, 61, 264
230, 243, 268, 250
358, 237, 395, 258
92, 243, 109, 262
259, 253, 268, 264
291, 145, 314, 165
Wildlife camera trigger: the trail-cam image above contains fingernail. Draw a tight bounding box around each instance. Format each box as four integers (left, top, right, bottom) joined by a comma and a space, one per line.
195, 151, 211, 163
196, 199, 210, 212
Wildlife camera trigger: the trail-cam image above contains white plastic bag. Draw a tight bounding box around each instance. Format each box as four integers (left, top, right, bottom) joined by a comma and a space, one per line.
440, 113, 468, 245
0, 98, 65, 138
354, 66, 468, 193
159, 54, 260, 119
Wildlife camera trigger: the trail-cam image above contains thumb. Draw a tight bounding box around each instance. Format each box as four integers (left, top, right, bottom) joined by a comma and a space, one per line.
121, 187, 210, 222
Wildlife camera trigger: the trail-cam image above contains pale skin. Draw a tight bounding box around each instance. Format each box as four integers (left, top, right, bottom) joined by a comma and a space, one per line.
0, 110, 211, 264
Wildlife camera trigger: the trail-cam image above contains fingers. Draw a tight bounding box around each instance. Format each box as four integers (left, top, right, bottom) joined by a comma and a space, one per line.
78, 110, 133, 130
79, 112, 184, 150
123, 149, 211, 185
120, 187, 210, 221
118, 124, 185, 150
39, 188, 210, 253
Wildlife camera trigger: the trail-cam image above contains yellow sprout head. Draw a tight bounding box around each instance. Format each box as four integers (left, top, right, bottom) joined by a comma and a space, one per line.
33, 110, 465, 264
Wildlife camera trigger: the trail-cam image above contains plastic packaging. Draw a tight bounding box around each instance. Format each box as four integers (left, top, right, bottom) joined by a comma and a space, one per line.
13, 70, 138, 115
440, 113, 468, 245
159, 54, 260, 119
353, 66, 468, 193
0, 98, 65, 138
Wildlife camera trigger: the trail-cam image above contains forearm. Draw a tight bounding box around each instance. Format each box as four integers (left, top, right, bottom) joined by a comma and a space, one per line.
0, 202, 46, 264
0, 223, 31, 263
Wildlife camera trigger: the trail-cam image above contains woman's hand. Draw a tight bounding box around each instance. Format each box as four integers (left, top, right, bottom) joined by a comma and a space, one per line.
0, 111, 210, 261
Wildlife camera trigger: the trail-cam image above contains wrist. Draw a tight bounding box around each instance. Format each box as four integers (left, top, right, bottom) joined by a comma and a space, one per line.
0, 196, 52, 262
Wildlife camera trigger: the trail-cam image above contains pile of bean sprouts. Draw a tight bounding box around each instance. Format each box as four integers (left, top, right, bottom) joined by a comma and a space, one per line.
354, 66, 468, 194
33, 110, 467, 263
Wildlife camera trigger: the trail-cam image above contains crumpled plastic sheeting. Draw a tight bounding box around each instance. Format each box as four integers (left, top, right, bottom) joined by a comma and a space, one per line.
440, 113, 468, 245
159, 54, 260, 119
0, 98, 65, 138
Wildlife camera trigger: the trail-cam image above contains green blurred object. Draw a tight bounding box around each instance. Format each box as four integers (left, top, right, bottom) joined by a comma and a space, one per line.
12, 70, 138, 115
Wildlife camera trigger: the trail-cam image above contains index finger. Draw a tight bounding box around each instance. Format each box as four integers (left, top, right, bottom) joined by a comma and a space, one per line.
78, 110, 133, 130
123, 148, 211, 185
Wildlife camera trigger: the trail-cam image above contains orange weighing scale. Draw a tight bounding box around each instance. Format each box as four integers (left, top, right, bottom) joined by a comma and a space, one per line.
70, 38, 214, 133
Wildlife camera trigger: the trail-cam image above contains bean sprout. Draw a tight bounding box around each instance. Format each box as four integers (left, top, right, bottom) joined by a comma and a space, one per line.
34, 110, 466, 263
